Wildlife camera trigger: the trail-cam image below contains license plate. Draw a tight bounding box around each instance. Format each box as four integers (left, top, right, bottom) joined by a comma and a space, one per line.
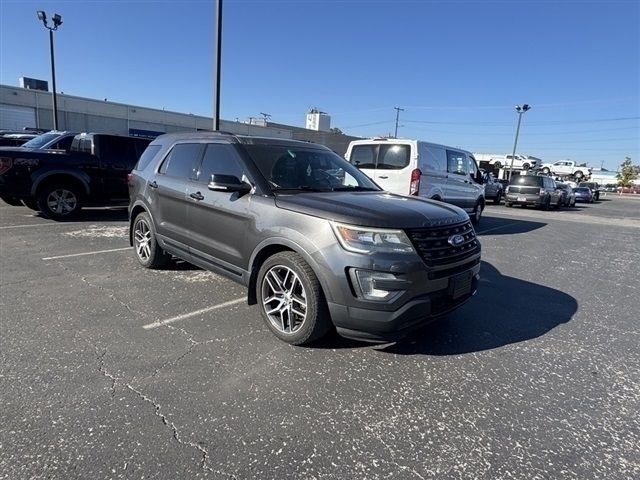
517, 196, 527, 202
449, 271, 473, 299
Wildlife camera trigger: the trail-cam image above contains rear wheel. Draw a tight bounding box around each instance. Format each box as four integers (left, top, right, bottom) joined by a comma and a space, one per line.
132, 212, 170, 269
542, 167, 550, 175
523, 163, 530, 170
37, 184, 82, 220
493, 191, 502, 204
505, 201, 512, 208
542, 197, 551, 210
574, 171, 584, 179
493, 161, 502, 169
257, 252, 332, 345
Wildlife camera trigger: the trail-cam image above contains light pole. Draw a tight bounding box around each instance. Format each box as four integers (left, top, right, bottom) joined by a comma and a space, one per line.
507, 104, 531, 180
213, 0, 223, 131
36, 11, 63, 131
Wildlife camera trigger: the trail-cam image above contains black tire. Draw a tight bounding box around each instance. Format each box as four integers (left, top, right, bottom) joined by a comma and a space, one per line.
542, 197, 551, 211
257, 252, 332, 345
1, 195, 23, 206
493, 191, 502, 204
132, 212, 170, 269
522, 163, 530, 170
505, 202, 512, 208
37, 183, 82, 220
542, 167, 550, 175
574, 171, 583, 179
471, 200, 484, 224
21, 198, 39, 211
493, 161, 502, 169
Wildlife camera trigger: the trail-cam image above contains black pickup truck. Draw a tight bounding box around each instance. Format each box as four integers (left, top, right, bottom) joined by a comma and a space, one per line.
0, 133, 151, 219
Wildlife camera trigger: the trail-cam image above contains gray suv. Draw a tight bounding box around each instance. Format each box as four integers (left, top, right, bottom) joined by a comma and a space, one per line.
129, 133, 481, 345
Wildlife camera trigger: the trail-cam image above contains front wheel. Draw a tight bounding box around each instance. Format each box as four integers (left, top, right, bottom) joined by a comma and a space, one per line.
522, 163, 530, 170
37, 184, 82, 220
132, 212, 170, 269
257, 252, 332, 345
471, 201, 484, 224
493, 161, 502, 169
542, 167, 550, 175
505, 201, 513, 208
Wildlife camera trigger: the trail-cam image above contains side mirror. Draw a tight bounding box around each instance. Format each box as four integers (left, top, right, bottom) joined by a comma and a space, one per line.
475, 171, 484, 184
208, 174, 252, 194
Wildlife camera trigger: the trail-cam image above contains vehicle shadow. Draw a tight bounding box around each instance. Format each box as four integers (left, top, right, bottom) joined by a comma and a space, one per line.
33, 207, 129, 222
380, 261, 577, 355
476, 215, 546, 236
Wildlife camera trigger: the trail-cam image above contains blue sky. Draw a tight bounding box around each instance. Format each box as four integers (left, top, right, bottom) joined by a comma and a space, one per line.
1, 0, 638, 170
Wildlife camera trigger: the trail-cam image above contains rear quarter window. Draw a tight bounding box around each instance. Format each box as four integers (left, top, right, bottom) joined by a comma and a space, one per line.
377, 144, 410, 170
349, 145, 377, 168
135, 144, 162, 171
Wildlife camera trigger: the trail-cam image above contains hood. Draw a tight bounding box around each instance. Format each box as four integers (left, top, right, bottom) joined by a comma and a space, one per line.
275, 191, 469, 228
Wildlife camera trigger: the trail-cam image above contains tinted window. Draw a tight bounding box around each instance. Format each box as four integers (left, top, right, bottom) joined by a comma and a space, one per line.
510, 175, 543, 186
51, 136, 74, 151
377, 144, 410, 170
159, 143, 203, 179
100, 136, 136, 168
243, 144, 379, 192
21, 132, 59, 149
135, 144, 162, 171
468, 156, 479, 178
197, 144, 244, 183
447, 150, 467, 175
349, 145, 377, 168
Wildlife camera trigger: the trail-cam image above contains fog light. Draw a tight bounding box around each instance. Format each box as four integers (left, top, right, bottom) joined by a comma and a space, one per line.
352, 270, 405, 301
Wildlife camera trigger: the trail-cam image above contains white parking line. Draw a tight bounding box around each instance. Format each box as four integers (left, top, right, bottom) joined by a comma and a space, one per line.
143, 297, 246, 330
0, 222, 85, 229
42, 247, 130, 261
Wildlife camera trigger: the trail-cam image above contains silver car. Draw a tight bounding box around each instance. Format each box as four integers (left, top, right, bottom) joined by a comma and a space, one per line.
129, 133, 481, 345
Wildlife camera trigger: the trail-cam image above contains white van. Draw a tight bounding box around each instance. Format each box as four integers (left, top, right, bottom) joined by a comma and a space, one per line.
345, 138, 485, 223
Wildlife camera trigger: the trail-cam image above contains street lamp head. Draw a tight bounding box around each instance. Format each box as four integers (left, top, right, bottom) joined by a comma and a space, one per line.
37, 10, 47, 25
52, 13, 62, 28
522, 104, 531, 112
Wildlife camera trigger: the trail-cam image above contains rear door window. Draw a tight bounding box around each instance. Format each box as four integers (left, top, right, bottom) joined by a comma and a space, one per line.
377, 144, 410, 170
135, 145, 161, 171
349, 145, 377, 168
159, 143, 204, 179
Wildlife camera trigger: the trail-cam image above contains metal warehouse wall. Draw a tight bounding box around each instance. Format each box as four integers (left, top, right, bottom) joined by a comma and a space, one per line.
0, 84, 360, 154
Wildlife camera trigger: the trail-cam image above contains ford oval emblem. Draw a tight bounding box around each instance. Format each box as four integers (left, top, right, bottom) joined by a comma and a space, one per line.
448, 234, 465, 247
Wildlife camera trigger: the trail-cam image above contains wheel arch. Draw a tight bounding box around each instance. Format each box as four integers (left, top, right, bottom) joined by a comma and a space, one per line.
129, 201, 151, 246
31, 170, 90, 196
247, 238, 332, 306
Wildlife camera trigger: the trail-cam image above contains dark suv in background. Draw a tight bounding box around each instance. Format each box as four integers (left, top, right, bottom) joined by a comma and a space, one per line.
128, 133, 481, 345
505, 174, 562, 209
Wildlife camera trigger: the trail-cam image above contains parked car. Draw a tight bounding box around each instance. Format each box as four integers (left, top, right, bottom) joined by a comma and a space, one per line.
504, 175, 562, 209
555, 182, 576, 207
0, 132, 151, 217
0, 132, 39, 147
574, 187, 594, 203
474, 154, 538, 170
578, 181, 600, 201
482, 171, 504, 204
345, 138, 485, 224
129, 133, 481, 345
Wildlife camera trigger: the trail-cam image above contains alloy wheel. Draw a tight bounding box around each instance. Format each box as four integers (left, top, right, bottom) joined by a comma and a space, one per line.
134, 218, 152, 262
261, 265, 307, 334
47, 189, 77, 216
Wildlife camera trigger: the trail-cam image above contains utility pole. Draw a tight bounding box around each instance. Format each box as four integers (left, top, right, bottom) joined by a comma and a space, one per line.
213, 0, 223, 130
37, 11, 63, 130
259, 112, 272, 123
394, 106, 404, 138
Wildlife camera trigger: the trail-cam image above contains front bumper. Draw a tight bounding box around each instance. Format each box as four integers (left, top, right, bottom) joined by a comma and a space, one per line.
328, 272, 479, 343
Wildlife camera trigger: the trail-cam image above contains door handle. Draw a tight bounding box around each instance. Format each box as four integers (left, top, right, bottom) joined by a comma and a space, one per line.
190, 192, 204, 201
378, 175, 389, 179
148, 181, 158, 188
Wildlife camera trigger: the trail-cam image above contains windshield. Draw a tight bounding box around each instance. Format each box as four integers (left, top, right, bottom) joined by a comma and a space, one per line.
242, 144, 380, 192
21, 132, 60, 149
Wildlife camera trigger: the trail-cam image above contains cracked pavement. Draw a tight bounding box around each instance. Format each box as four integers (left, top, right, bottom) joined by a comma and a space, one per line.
0, 199, 639, 479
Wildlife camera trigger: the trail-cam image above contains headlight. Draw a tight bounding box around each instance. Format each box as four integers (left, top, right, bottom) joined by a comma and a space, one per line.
331, 222, 415, 254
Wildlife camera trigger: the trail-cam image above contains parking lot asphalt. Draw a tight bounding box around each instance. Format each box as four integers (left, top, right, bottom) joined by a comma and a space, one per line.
1, 196, 639, 480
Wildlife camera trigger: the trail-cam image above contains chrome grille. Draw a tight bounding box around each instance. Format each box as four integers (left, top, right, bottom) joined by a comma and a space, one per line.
406, 221, 480, 267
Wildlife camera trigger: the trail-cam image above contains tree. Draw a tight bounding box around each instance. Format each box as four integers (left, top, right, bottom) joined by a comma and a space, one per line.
329, 127, 343, 135
616, 157, 638, 187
